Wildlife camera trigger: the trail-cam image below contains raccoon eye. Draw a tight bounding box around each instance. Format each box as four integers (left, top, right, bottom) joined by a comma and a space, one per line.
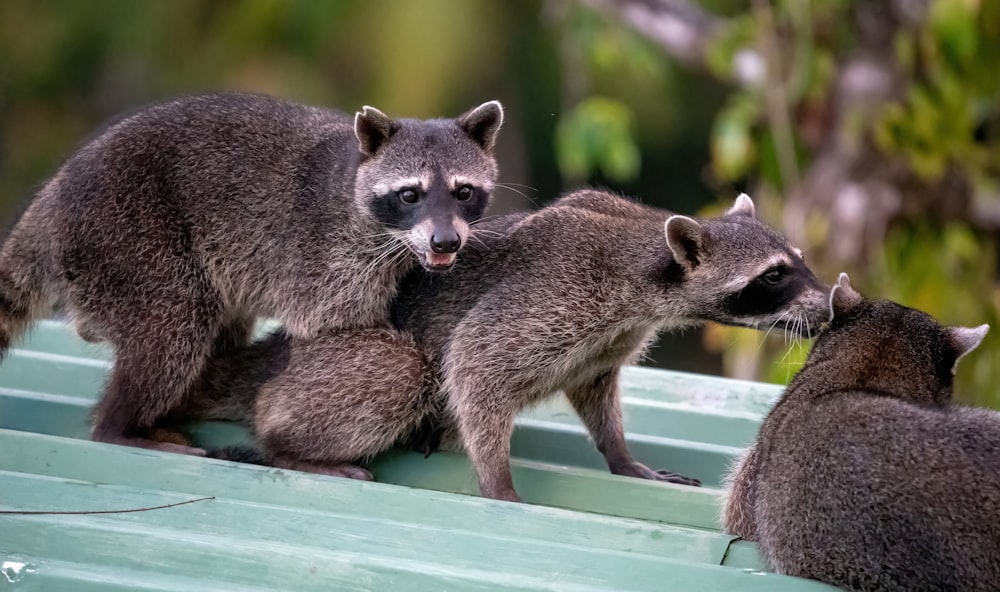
762, 267, 788, 285
456, 185, 474, 202
397, 188, 420, 204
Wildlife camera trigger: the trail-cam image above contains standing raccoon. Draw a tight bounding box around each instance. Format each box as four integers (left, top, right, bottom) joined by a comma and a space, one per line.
723, 274, 995, 591
0, 91, 503, 454
190, 190, 830, 501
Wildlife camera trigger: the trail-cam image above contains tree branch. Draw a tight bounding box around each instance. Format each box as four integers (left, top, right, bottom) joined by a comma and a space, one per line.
579, 0, 763, 86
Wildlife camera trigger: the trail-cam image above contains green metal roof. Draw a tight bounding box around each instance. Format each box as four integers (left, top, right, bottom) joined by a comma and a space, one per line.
0, 320, 836, 591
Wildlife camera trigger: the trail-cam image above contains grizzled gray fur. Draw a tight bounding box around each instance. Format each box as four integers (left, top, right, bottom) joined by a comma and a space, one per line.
723, 273, 995, 591
0, 91, 502, 454
188, 327, 435, 480
188, 189, 830, 501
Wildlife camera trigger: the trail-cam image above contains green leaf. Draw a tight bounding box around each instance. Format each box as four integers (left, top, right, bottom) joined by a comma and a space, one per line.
556, 97, 641, 182
710, 93, 760, 181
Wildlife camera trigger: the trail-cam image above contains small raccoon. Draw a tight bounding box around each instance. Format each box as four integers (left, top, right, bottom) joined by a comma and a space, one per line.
723, 274, 995, 591
189, 189, 830, 501
0, 91, 503, 454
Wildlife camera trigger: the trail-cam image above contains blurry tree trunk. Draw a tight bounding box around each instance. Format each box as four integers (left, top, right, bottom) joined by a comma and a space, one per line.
580, 0, 764, 85
783, 0, 963, 265
579, 0, 992, 265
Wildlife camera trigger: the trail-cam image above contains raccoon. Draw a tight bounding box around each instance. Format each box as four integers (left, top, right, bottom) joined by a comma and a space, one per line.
189, 189, 830, 501
189, 327, 436, 480
723, 273, 995, 591
0, 91, 503, 454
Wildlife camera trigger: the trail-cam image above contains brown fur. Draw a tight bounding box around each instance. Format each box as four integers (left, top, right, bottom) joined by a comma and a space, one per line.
723, 274, 996, 591
396, 191, 829, 500
188, 327, 435, 479
190, 190, 831, 501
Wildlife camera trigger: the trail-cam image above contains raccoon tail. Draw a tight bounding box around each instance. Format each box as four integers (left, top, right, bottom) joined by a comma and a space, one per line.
0, 223, 51, 356
207, 446, 273, 466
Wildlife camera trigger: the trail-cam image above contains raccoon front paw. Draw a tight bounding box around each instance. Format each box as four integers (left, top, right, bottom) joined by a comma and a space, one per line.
271, 455, 375, 481
152, 442, 207, 456
336, 464, 375, 481
653, 468, 701, 487
611, 460, 702, 487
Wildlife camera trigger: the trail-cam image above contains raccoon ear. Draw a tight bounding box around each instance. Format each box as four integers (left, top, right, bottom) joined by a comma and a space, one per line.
726, 193, 756, 218
665, 215, 705, 269
354, 106, 396, 157
828, 272, 862, 321
457, 100, 504, 152
947, 324, 989, 374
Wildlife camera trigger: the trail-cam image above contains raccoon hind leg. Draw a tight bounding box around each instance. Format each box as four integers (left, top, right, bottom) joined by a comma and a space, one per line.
89, 277, 227, 456
253, 328, 435, 480
93, 328, 218, 456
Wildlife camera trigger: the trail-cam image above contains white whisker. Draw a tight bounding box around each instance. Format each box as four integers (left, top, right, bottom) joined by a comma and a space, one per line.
467, 233, 492, 252
470, 214, 507, 226
495, 182, 540, 205
470, 229, 505, 238
754, 312, 789, 356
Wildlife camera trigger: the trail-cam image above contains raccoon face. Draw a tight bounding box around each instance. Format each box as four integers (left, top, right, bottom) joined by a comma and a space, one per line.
665, 194, 830, 338
353, 101, 503, 271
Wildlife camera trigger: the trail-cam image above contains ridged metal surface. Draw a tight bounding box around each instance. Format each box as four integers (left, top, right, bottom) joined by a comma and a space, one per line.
0, 321, 836, 591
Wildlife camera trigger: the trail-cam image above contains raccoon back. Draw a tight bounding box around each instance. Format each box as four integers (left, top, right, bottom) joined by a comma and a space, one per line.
757, 393, 1000, 591
50, 92, 360, 272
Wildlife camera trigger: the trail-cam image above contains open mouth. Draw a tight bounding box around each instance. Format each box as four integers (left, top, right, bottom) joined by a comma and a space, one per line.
418, 251, 457, 271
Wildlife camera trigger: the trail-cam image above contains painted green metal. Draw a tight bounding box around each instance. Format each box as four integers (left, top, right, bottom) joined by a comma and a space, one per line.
0, 320, 836, 591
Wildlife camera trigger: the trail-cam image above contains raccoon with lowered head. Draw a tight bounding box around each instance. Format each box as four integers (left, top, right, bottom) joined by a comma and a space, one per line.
723, 274, 994, 591
190, 189, 830, 501
0, 91, 503, 454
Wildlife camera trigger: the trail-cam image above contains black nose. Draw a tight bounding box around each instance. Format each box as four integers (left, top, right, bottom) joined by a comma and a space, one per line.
430, 231, 461, 254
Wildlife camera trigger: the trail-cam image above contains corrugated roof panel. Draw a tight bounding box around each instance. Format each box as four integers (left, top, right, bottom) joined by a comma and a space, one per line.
0, 321, 837, 590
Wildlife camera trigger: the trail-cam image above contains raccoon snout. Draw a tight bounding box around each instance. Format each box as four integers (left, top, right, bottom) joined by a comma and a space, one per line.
430, 231, 461, 254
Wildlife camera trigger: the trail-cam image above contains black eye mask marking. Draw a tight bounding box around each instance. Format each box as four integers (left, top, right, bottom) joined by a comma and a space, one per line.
723, 261, 806, 318
761, 265, 788, 286
368, 184, 490, 233
398, 187, 420, 204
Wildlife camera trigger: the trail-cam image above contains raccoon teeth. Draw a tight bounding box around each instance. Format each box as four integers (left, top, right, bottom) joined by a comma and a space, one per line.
426, 252, 457, 267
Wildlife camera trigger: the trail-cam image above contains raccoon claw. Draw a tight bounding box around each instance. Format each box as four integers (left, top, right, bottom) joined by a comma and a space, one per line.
95, 434, 207, 457
337, 464, 375, 481
654, 469, 701, 487
611, 460, 700, 486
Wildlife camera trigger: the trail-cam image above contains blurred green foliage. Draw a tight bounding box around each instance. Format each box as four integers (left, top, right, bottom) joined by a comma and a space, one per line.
874, 0, 998, 180
0, 0, 518, 211
557, 96, 640, 182
694, 0, 1000, 405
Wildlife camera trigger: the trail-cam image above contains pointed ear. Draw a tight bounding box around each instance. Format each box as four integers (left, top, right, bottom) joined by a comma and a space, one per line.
354, 106, 396, 157
457, 100, 504, 152
665, 215, 705, 269
726, 193, 756, 218
828, 272, 863, 321
947, 324, 989, 374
